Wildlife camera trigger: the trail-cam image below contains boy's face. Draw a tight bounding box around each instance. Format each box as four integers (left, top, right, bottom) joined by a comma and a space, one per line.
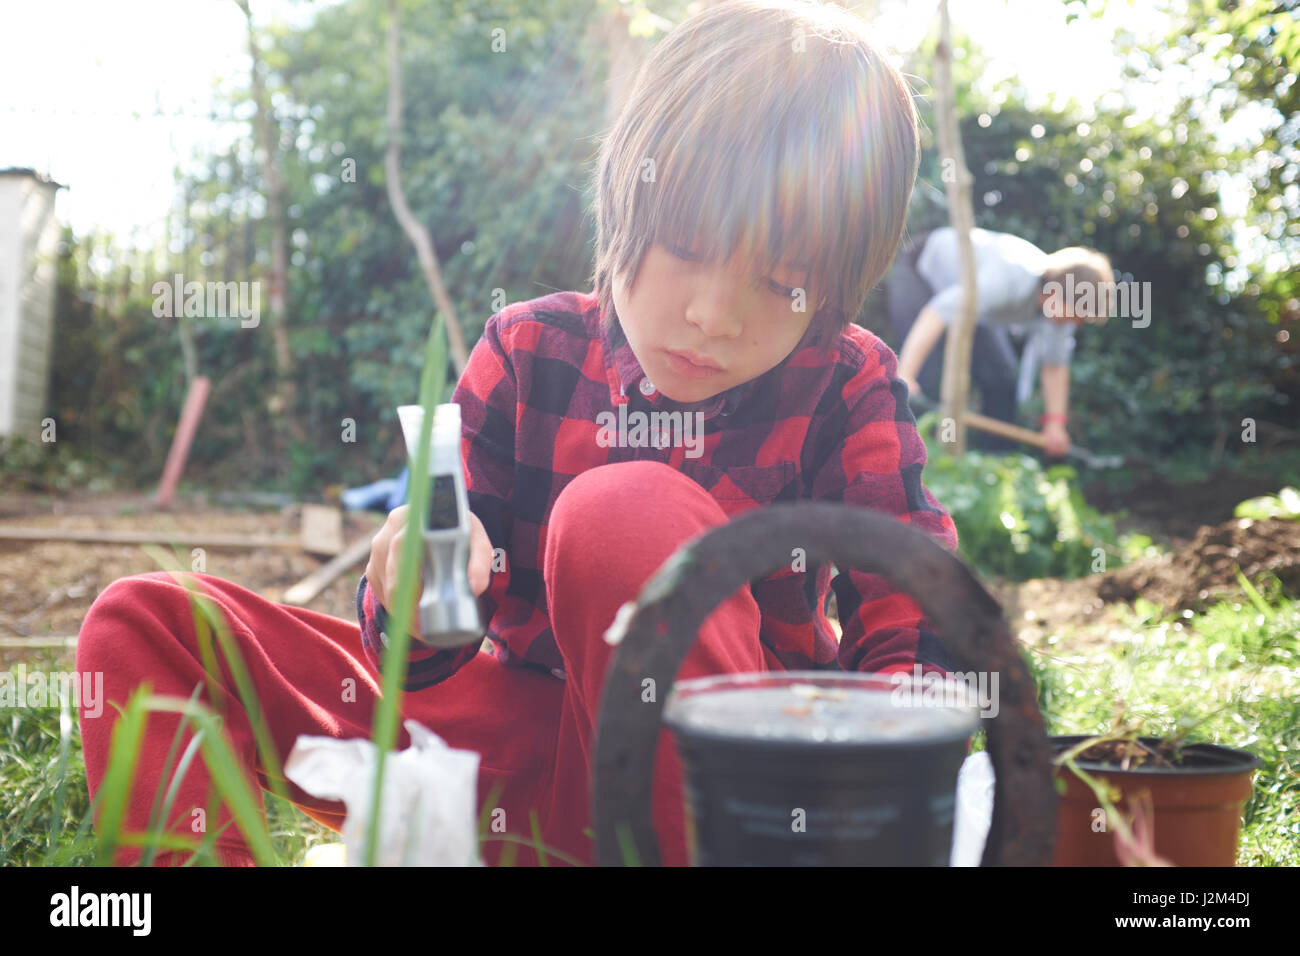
612, 242, 819, 404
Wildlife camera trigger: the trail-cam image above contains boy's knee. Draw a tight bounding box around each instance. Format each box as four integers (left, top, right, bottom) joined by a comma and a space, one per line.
545, 460, 723, 592
77, 572, 192, 666
550, 460, 687, 530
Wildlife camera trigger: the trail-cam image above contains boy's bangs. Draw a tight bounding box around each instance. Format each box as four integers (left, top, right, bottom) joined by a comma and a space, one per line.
638, 92, 862, 317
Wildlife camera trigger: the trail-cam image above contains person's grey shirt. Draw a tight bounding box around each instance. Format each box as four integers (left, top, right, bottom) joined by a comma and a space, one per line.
914, 226, 1074, 404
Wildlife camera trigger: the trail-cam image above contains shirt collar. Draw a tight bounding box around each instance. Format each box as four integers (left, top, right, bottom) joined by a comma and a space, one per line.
595, 297, 810, 421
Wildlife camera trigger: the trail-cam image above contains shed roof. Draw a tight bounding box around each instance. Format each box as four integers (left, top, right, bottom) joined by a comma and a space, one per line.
0, 167, 66, 189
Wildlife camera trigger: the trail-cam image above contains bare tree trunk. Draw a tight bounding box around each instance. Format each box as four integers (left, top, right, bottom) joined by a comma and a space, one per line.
384, 0, 470, 376
175, 188, 199, 386
599, 4, 642, 128
233, 0, 302, 453
934, 0, 977, 456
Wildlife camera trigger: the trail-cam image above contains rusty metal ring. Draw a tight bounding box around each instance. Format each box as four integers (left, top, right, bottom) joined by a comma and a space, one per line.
591, 501, 1056, 866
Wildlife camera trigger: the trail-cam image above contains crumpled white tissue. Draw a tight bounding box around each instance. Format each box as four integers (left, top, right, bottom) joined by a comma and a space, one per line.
949, 750, 996, 867
285, 719, 483, 866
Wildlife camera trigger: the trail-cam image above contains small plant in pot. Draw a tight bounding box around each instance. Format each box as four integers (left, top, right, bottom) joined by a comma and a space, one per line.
1050, 711, 1261, 867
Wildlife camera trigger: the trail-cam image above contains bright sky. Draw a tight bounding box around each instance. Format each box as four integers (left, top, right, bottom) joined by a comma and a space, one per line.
0, 0, 327, 243
0, 0, 1269, 258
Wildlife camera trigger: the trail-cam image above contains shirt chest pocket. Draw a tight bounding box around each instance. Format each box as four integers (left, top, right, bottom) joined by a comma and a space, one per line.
678, 461, 797, 516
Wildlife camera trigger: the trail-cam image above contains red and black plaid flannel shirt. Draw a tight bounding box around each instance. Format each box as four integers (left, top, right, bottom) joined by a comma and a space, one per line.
357, 290, 960, 691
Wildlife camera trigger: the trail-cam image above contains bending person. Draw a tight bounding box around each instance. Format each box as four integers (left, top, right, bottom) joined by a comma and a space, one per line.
887, 226, 1113, 455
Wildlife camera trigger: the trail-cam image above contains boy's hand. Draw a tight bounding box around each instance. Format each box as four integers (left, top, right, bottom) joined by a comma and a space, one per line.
1041, 422, 1070, 457
365, 504, 495, 640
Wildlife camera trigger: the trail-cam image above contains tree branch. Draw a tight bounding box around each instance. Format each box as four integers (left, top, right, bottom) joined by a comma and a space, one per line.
934, 0, 978, 455
384, 0, 470, 375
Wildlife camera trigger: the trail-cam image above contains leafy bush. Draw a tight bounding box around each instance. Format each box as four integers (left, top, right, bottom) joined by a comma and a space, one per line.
917, 412, 1136, 580
0, 436, 109, 495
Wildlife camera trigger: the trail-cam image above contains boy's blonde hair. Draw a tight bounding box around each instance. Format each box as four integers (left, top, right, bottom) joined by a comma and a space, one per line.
1041, 247, 1116, 325
590, 0, 919, 347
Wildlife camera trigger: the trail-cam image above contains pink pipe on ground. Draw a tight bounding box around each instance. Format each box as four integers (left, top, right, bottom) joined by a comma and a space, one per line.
154, 375, 211, 508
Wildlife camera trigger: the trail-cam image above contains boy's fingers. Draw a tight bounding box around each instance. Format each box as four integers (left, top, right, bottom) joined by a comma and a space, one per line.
390, 528, 426, 595
366, 505, 410, 609
467, 513, 492, 596
367, 530, 390, 611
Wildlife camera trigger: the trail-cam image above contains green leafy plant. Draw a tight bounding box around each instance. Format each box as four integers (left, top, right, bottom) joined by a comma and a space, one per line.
917, 412, 1132, 580
1234, 487, 1300, 521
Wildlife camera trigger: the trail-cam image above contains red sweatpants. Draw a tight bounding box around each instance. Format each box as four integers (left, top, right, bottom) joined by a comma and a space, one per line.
77, 461, 779, 867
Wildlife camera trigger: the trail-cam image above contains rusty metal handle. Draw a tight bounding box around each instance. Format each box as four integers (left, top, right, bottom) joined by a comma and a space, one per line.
591, 501, 1056, 866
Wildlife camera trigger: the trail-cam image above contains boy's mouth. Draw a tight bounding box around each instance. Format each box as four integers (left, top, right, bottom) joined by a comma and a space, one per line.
664, 349, 724, 380
665, 348, 724, 376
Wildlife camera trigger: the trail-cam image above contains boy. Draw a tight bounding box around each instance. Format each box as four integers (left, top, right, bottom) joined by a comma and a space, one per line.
77, 0, 959, 868
887, 226, 1114, 453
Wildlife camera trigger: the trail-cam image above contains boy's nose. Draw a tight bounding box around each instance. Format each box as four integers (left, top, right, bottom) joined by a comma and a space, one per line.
685, 270, 747, 339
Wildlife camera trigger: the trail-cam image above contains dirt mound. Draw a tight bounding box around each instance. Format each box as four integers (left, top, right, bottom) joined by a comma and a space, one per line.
1097, 517, 1300, 613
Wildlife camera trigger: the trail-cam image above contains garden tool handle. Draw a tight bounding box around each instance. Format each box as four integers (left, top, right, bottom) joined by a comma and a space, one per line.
591, 502, 1057, 866
910, 393, 1119, 467
958, 413, 1122, 468
963, 411, 1052, 449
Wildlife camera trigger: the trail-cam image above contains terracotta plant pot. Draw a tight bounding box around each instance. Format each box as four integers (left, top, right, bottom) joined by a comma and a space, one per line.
1050, 735, 1260, 866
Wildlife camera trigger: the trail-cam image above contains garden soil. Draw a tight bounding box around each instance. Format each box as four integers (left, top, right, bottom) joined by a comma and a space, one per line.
0, 492, 382, 668
1097, 516, 1300, 612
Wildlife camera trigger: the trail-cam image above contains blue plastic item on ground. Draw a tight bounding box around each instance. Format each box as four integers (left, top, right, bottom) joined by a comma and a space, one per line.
340, 466, 409, 514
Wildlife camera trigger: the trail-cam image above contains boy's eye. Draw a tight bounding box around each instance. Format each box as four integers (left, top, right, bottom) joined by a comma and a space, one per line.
669, 244, 801, 299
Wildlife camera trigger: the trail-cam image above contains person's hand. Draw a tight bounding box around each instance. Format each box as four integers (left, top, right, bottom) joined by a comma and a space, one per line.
365, 505, 495, 640
1041, 422, 1070, 457
900, 374, 923, 398
465, 510, 493, 596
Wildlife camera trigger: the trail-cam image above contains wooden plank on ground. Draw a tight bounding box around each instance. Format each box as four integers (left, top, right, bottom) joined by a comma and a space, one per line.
282, 536, 373, 606
0, 636, 78, 649
300, 504, 345, 556
0, 528, 300, 548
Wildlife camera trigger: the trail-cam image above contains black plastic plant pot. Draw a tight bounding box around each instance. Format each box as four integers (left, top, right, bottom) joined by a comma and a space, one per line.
663, 672, 979, 866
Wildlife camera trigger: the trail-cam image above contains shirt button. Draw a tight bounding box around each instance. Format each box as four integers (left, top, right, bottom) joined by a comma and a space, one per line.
638, 378, 657, 397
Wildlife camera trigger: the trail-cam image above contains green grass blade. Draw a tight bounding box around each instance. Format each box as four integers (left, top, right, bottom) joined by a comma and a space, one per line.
365, 313, 448, 867
478, 833, 587, 867
93, 685, 151, 866
142, 727, 206, 865
1233, 565, 1273, 620
45, 693, 74, 857
615, 823, 642, 867
529, 809, 549, 867
140, 683, 205, 867
142, 694, 278, 865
